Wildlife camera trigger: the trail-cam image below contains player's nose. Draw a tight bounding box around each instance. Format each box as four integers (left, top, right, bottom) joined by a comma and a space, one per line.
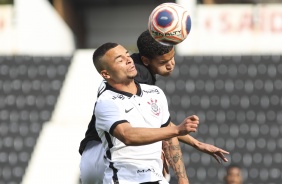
126, 57, 133, 64
166, 61, 174, 70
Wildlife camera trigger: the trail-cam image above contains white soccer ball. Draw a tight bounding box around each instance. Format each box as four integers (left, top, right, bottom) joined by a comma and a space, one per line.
148, 3, 192, 46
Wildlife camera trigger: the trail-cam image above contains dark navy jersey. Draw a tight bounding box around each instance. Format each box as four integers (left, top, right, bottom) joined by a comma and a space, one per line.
78, 114, 99, 155
79, 53, 157, 155
131, 53, 156, 85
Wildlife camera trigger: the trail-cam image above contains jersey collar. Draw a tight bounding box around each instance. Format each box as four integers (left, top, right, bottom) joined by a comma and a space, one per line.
106, 81, 142, 97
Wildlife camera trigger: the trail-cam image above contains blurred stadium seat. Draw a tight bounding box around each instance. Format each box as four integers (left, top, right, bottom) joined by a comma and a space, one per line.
157, 55, 282, 184
0, 55, 72, 184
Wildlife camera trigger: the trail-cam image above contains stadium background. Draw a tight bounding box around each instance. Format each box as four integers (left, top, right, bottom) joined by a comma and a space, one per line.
1, 0, 282, 183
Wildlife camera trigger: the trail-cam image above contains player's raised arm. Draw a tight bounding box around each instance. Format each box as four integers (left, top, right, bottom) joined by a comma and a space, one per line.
171, 122, 230, 163
112, 116, 199, 146
162, 123, 189, 184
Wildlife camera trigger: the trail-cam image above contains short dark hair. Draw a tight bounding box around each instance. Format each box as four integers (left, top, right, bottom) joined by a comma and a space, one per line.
137, 30, 173, 59
93, 42, 119, 72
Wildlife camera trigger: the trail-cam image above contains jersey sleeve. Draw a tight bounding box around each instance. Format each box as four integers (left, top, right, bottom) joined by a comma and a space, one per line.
97, 79, 107, 97
95, 99, 128, 136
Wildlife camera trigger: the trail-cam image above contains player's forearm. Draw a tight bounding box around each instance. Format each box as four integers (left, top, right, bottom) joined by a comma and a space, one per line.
163, 137, 189, 184
177, 134, 200, 148
170, 121, 200, 148
119, 126, 180, 146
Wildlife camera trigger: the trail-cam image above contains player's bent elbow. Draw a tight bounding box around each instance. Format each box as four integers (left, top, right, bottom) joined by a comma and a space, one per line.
122, 139, 133, 146
116, 134, 137, 146
122, 140, 139, 146
121, 135, 144, 146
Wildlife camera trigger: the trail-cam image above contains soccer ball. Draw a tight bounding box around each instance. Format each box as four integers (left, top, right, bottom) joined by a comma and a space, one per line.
148, 3, 191, 46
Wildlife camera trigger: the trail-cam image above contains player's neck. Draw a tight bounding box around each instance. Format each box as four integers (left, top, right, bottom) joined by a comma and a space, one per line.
110, 81, 137, 95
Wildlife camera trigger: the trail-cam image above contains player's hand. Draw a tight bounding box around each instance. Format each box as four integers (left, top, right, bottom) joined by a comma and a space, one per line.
196, 142, 229, 163
178, 115, 199, 135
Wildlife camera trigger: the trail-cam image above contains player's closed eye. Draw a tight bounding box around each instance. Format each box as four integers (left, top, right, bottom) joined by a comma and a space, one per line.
159, 60, 169, 65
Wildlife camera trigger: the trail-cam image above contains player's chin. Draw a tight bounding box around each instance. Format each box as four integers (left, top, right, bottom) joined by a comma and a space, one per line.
161, 71, 172, 77
128, 72, 138, 79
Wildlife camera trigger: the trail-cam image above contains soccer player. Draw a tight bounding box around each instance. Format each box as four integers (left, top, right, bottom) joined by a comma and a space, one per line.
224, 164, 243, 184
79, 30, 229, 184
91, 42, 199, 183
132, 30, 229, 172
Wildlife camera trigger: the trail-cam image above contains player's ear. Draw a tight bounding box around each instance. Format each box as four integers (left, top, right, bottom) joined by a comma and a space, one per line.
141, 56, 150, 66
100, 70, 110, 79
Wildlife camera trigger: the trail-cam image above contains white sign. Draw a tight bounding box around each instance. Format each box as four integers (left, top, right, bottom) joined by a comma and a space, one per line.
0, 5, 14, 54
176, 4, 282, 55
0, 0, 75, 55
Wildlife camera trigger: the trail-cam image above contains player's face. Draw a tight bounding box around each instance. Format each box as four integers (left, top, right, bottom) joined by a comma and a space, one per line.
103, 45, 137, 83
225, 168, 243, 184
148, 48, 175, 76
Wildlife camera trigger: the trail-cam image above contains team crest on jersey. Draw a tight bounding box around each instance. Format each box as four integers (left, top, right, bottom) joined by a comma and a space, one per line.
147, 98, 160, 116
